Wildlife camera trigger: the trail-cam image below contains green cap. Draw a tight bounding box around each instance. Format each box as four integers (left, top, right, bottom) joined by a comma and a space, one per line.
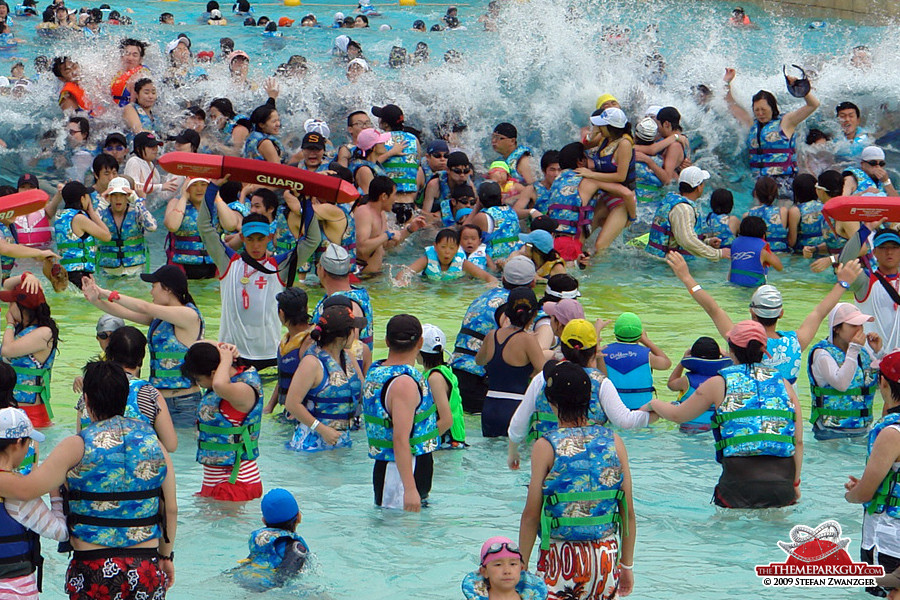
614, 312, 643, 342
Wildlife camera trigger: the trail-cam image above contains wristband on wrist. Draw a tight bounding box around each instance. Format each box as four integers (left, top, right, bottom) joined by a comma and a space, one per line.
20, 271, 31, 280
311, 419, 320, 432
158, 552, 174, 561
690, 284, 702, 294
108, 290, 120, 302
794, 478, 801, 487
619, 562, 633, 570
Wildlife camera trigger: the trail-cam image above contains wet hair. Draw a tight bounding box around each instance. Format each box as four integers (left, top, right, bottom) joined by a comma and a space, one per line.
119, 38, 148, 58
160, 12, 173, 22
805, 128, 830, 145
264, 21, 276, 32
83, 360, 129, 420
656, 106, 682, 130
751, 90, 780, 119
104, 326, 147, 370
835, 101, 860, 118
505, 298, 538, 328
818, 170, 843, 198
209, 97, 237, 120
181, 342, 223, 383
460, 223, 483, 240
92, 153, 119, 176
435, 228, 460, 246
368, 176, 396, 204
882, 374, 900, 403
218, 180, 242, 204
605, 122, 632, 140
278, 299, 309, 327
346, 110, 367, 127
133, 78, 154, 95
728, 339, 765, 365
249, 103, 277, 132
17, 301, 60, 352
560, 342, 596, 366
68, 116, 89, 138
51, 56, 72, 79
738, 215, 767, 239
0, 363, 16, 408
420, 349, 445, 370
710, 189, 733, 215
206, 1, 220, 11
755, 315, 778, 327
558, 142, 585, 170
753, 176, 779, 206
792, 173, 818, 203
356, 14, 368, 25
540, 150, 560, 172
250, 188, 279, 214
690, 336, 721, 360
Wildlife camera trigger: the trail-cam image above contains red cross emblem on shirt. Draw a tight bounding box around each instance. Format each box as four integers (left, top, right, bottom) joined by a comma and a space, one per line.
255, 276, 268, 289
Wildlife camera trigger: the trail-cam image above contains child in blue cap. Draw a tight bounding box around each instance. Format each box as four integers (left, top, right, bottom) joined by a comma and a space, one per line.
233, 488, 309, 591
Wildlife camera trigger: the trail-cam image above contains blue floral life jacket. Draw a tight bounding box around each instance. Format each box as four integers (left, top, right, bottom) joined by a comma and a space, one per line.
302, 344, 361, 426
603, 342, 654, 409
747, 205, 788, 252
635, 155, 663, 203
67, 416, 167, 547
484, 205, 521, 260
449, 287, 508, 376
505, 145, 533, 185
865, 412, 900, 518
97, 205, 147, 269
747, 117, 796, 177
148, 303, 204, 391
703, 212, 735, 249
196, 369, 263, 483
844, 166, 886, 197
362, 363, 439, 462
384, 131, 419, 193
424, 246, 464, 281
672, 356, 733, 429
461, 569, 547, 600
540, 425, 625, 550
547, 169, 583, 236
796, 200, 825, 249
54, 208, 96, 273
533, 180, 553, 214
765, 331, 802, 385
244, 131, 284, 162
233, 527, 309, 591
6, 325, 55, 416
168, 202, 213, 266
807, 340, 877, 430
529, 367, 608, 442
465, 244, 488, 270
729, 236, 767, 287
646, 192, 699, 258
712, 364, 795, 462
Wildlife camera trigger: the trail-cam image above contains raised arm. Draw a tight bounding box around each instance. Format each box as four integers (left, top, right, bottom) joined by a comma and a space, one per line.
781, 89, 820, 138
197, 182, 231, 272
795, 260, 863, 350
211, 344, 256, 412
81, 276, 153, 326
723, 68, 754, 128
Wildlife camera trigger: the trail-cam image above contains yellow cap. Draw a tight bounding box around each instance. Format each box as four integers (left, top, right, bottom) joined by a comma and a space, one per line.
561, 318, 597, 349
595, 93, 618, 110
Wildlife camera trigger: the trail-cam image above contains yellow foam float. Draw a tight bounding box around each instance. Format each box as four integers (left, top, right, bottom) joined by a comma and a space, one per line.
284, 0, 301, 5
399, 0, 416, 6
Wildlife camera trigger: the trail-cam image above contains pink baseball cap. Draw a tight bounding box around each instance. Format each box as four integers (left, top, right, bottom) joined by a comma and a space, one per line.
831, 302, 874, 327
356, 128, 391, 152
543, 298, 584, 326
726, 320, 768, 350
480, 536, 521, 566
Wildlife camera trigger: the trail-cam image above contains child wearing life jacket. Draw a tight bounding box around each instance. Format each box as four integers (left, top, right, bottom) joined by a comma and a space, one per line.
487, 161, 525, 203
0, 407, 68, 599
418, 324, 466, 449
667, 336, 733, 433
703, 188, 738, 249
728, 215, 783, 288
602, 312, 671, 409
459, 224, 495, 272
462, 537, 547, 600
398, 228, 497, 284
233, 488, 309, 591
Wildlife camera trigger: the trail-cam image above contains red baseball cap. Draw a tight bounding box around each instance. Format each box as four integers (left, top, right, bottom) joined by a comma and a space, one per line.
0, 284, 46, 309
880, 351, 900, 383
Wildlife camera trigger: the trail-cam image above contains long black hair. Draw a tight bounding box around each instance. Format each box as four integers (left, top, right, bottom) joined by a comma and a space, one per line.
17, 303, 60, 351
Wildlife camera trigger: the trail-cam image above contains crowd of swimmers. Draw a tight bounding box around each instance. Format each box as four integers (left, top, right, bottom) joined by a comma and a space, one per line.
0, 0, 899, 599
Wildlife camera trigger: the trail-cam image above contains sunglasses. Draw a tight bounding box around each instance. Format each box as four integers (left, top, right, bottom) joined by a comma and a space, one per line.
67, 128, 82, 135
481, 541, 521, 563
867, 160, 887, 167
430, 152, 448, 159
105, 145, 126, 152
450, 167, 471, 175
96, 331, 111, 340
454, 197, 476, 205
351, 121, 372, 127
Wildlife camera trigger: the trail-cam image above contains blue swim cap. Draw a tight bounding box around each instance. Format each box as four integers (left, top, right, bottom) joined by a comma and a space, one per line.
261, 488, 299, 524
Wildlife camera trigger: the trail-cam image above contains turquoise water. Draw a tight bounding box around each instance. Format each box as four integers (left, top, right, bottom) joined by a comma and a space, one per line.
0, 0, 891, 598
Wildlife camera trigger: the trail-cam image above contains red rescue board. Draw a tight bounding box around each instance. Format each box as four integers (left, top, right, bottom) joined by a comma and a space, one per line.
158, 152, 359, 204
0, 189, 48, 220
822, 196, 900, 222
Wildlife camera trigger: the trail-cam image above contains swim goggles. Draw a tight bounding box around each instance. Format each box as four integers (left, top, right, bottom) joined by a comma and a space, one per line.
481, 541, 522, 564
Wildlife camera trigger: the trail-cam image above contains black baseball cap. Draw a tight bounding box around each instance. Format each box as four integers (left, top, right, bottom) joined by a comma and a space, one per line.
133, 132, 164, 152
493, 122, 517, 139
530, 215, 559, 233
141, 264, 189, 296
544, 360, 591, 405
322, 294, 353, 310
171, 129, 200, 147
103, 132, 127, 148
17, 173, 39, 189
446, 151, 470, 169
478, 181, 502, 204
372, 104, 404, 127
301, 132, 326, 150
386, 314, 422, 345
319, 304, 367, 332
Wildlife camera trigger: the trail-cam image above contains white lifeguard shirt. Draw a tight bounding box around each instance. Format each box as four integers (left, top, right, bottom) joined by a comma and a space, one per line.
219, 253, 283, 360
858, 272, 900, 357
